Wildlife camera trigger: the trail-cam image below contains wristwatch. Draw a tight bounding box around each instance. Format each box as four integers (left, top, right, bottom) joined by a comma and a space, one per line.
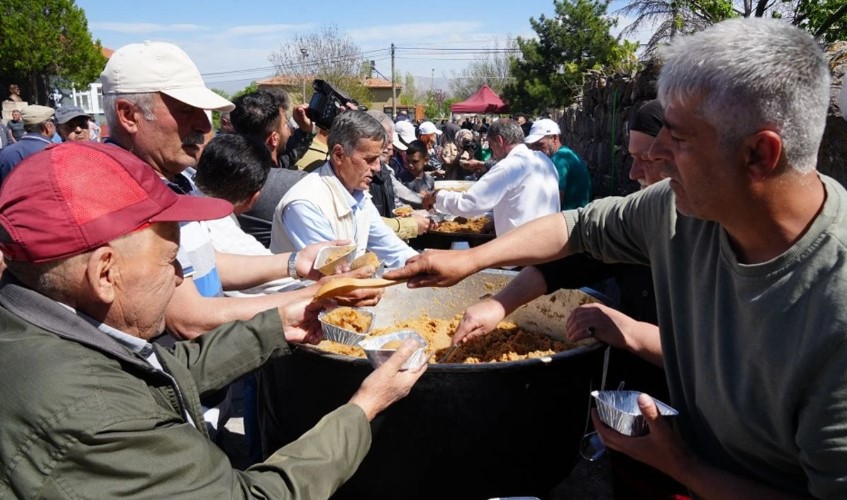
288, 251, 301, 279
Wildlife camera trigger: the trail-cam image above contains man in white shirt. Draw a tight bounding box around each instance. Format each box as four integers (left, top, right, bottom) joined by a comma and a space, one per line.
422, 119, 560, 235
271, 111, 418, 269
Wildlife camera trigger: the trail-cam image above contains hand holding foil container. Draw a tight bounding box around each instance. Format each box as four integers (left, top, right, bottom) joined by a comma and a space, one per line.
591, 390, 678, 436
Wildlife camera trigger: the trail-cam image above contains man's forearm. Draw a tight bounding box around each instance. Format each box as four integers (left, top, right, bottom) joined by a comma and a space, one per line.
624, 322, 663, 367
469, 212, 572, 270
166, 278, 309, 339
215, 251, 290, 290
492, 266, 548, 317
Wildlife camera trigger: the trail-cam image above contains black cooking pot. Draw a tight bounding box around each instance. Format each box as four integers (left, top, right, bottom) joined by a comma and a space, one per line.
258, 272, 607, 500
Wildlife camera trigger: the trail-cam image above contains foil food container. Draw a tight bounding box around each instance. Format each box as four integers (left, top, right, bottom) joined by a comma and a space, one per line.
359, 330, 428, 370
591, 390, 678, 437
318, 308, 374, 345
314, 244, 358, 276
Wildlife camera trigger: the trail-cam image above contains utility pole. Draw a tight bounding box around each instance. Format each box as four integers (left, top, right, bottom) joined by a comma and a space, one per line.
431, 68, 434, 92
391, 43, 396, 119
300, 47, 309, 104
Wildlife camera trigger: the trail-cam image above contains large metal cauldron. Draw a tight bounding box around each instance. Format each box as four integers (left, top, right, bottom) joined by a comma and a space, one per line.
258, 270, 606, 500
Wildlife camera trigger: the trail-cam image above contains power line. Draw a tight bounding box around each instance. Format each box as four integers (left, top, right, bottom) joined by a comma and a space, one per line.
200, 44, 517, 82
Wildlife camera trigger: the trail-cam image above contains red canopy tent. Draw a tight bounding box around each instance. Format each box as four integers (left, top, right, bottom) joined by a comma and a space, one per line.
450, 84, 509, 114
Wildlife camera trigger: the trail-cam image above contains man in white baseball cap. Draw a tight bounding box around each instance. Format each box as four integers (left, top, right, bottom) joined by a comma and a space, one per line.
525, 118, 591, 209
101, 41, 234, 182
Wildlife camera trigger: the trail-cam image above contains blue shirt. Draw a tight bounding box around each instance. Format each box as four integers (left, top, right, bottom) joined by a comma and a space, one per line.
0, 133, 52, 183
281, 178, 417, 269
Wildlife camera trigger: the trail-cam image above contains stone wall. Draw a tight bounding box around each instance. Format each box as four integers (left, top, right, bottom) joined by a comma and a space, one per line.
561, 44, 847, 199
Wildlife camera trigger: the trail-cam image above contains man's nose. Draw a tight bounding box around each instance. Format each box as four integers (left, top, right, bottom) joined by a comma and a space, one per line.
648, 128, 671, 161
193, 108, 212, 134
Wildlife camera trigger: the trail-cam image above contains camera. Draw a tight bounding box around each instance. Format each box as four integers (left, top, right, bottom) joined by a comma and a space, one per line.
462, 140, 480, 155
307, 79, 367, 131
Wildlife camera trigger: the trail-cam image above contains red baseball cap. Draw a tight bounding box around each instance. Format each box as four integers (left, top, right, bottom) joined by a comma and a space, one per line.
0, 142, 233, 263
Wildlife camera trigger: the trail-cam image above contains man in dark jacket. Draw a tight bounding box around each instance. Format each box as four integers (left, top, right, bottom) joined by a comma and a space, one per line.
0, 142, 426, 498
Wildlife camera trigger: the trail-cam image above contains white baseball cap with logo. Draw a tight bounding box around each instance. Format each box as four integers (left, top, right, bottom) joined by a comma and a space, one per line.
100, 41, 235, 112
418, 121, 442, 135
524, 119, 561, 144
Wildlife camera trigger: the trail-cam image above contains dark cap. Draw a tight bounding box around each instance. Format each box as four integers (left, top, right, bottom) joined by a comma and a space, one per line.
629, 100, 664, 137
0, 142, 233, 263
55, 105, 92, 125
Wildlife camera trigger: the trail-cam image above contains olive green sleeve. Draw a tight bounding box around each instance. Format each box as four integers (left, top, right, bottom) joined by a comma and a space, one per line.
42, 398, 370, 499
167, 309, 291, 396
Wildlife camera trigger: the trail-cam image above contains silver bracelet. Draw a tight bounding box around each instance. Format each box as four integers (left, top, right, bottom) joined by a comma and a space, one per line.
288, 251, 300, 279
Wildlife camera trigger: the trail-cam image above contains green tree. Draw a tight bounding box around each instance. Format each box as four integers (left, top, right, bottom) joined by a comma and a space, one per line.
616, 0, 734, 57
423, 90, 453, 120
503, 0, 634, 113
789, 0, 847, 42
0, 0, 106, 105
397, 72, 420, 106
268, 24, 369, 106
449, 37, 517, 100
231, 81, 258, 100
618, 0, 847, 55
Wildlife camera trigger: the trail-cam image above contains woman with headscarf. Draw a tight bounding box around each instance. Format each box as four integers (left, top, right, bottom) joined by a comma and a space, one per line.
439, 129, 478, 180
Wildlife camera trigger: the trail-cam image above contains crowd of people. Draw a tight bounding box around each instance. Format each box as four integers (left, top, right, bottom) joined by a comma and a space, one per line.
0, 15, 846, 500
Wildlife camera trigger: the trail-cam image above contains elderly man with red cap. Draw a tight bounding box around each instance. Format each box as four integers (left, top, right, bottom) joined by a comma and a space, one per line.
0, 142, 425, 498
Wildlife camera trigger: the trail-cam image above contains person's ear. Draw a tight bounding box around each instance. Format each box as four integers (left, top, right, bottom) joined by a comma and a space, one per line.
85, 246, 119, 305
115, 99, 142, 135
744, 130, 782, 182
331, 144, 346, 165
267, 130, 280, 151
243, 190, 262, 213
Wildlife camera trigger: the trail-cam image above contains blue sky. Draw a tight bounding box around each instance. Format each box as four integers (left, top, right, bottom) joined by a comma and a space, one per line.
75, 0, 643, 94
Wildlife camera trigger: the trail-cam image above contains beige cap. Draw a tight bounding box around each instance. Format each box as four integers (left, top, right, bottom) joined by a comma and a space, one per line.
100, 41, 234, 112
21, 105, 55, 126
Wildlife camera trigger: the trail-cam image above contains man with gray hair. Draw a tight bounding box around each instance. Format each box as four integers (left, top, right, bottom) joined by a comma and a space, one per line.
422, 118, 560, 236
271, 111, 418, 268
388, 18, 847, 497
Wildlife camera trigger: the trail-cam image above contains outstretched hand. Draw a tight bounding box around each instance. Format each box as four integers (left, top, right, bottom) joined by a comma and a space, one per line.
298, 240, 354, 280
349, 340, 428, 421
383, 250, 476, 288
278, 298, 324, 345
318, 265, 384, 307
452, 297, 506, 345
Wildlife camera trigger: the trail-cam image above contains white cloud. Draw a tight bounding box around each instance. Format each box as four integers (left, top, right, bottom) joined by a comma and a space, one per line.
90, 22, 208, 33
